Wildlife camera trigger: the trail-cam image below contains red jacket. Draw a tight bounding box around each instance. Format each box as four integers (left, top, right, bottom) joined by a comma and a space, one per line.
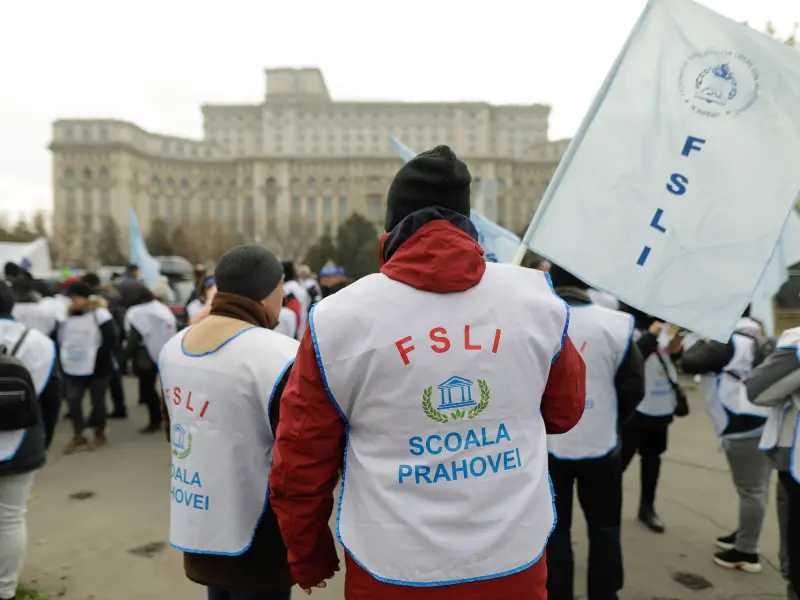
270, 218, 586, 600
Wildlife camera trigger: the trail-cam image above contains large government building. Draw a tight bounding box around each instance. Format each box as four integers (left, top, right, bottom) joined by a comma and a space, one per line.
50, 68, 569, 263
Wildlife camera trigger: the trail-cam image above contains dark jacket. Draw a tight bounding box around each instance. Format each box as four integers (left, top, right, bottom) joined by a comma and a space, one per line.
270, 207, 587, 600
682, 329, 766, 436
556, 287, 645, 427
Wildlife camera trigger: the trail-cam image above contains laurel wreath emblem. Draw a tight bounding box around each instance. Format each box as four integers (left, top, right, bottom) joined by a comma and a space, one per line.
468, 379, 490, 419
421, 379, 491, 423
422, 387, 448, 423
172, 432, 192, 460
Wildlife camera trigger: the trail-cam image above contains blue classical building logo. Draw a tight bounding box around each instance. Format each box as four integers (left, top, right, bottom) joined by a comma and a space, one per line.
422, 376, 491, 423
172, 424, 192, 459
437, 376, 477, 410
678, 50, 760, 118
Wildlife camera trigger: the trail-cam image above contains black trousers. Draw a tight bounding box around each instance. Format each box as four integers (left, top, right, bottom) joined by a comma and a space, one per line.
621, 420, 669, 508
779, 471, 800, 594
138, 367, 161, 428
547, 452, 624, 600
65, 375, 111, 436
109, 349, 126, 415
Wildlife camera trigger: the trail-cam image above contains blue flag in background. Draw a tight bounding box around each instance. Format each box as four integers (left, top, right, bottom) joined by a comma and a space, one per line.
751, 209, 800, 336
389, 137, 521, 263
128, 207, 162, 287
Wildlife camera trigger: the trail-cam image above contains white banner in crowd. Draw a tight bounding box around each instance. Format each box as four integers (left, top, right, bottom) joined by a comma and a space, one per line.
128, 207, 162, 287
519, 0, 800, 341
389, 137, 521, 263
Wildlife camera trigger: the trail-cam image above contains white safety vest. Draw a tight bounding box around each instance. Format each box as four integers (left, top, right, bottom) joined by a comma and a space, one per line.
274, 307, 297, 340
185, 299, 208, 323
312, 264, 567, 585
698, 318, 771, 437
160, 324, 299, 555
548, 304, 633, 460
759, 327, 800, 483
125, 300, 177, 363
636, 328, 678, 417
587, 289, 620, 311
40, 294, 70, 324
12, 302, 57, 337
0, 319, 56, 462
58, 307, 113, 376
283, 280, 309, 340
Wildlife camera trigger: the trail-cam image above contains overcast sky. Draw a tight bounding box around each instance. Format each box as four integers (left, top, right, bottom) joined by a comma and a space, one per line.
0, 0, 795, 217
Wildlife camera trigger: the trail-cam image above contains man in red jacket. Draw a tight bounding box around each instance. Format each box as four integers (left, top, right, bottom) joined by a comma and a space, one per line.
270, 146, 586, 600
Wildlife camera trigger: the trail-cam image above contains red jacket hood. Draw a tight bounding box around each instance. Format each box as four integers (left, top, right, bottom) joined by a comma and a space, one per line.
379, 220, 486, 293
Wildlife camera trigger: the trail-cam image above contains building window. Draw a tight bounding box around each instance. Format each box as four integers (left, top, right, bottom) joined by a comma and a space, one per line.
167, 178, 175, 193
229, 200, 237, 223
99, 128, 108, 141
338, 197, 348, 219
181, 198, 190, 222
101, 190, 110, 214
66, 190, 77, 215
150, 196, 160, 219
82, 128, 90, 141
166, 197, 175, 220
181, 180, 190, 197
84, 168, 93, 181
306, 197, 317, 218
366, 194, 382, 221
267, 196, 277, 217
65, 128, 74, 141
337, 178, 347, 194
100, 167, 110, 181
291, 197, 301, 216
215, 199, 224, 219
244, 197, 255, 239
323, 197, 333, 221
200, 198, 210, 220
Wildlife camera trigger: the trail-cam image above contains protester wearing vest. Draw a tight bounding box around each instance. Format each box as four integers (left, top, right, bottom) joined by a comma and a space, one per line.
682, 309, 771, 573
59, 281, 119, 454
273, 305, 297, 340
281, 262, 310, 341
159, 245, 299, 600
619, 307, 687, 534
186, 276, 217, 325
298, 265, 322, 306
84, 273, 127, 419
0, 282, 59, 600
10, 279, 56, 339
545, 266, 645, 600
746, 326, 800, 598
270, 146, 587, 600
124, 284, 177, 434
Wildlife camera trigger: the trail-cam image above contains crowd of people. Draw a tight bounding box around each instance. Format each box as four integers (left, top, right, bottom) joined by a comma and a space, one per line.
0, 145, 798, 600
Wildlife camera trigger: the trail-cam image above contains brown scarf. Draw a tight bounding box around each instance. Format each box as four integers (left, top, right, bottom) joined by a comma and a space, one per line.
209, 292, 276, 329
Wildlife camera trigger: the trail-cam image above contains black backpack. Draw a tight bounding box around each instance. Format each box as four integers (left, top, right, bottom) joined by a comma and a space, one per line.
0, 329, 38, 432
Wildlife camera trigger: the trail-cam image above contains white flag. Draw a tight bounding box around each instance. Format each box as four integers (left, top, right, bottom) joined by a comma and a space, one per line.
521, 0, 800, 341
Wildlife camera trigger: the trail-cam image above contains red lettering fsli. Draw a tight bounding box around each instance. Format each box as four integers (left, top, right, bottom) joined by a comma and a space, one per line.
396, 336, 415, 366
492, 329, 502, 354
173, 387, 182, 406
430, 328, 451, 354
186, 391, 195, 412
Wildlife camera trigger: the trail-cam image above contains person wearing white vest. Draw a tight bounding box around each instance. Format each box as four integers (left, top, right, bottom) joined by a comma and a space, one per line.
186, 276, 217, 326
282, 262, 310, 341
273, 305, 297, 340
160, 245, 299, 600
270, 146, 587, 600
746, 326, 800, 599
124, 284, 177, 434
682, 307, 771, 573
10, 279, 56, 339
0, 282, 59, 600
59, 280, 119, 454
619, 307, 688, 534
545, 266, 645, 600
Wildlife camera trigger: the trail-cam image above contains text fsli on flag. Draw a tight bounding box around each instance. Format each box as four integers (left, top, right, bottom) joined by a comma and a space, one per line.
519, 0, 800, 341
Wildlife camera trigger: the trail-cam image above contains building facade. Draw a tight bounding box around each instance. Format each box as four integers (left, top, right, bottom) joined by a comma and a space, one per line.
50, 68, 568, 264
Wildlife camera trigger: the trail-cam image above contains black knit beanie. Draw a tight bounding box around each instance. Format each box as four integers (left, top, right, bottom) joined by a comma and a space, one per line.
384, 145, 472, 232
549, 264, 588, 290
67, 281, 92, 298
214, 245, 284, 302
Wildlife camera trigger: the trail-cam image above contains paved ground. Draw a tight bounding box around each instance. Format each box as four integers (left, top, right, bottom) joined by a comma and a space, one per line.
20, 377, 789, 600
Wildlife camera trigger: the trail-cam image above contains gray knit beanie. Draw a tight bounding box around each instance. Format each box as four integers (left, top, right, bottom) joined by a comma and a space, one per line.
214, 246, 284, 302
